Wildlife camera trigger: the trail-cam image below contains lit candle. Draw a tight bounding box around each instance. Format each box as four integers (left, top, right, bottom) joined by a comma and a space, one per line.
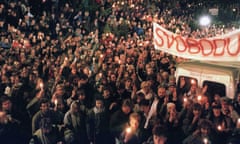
65, 57, 68, 61
217, 125, 222, 131
99, 73, 102, 78
183, 97, 188, 103
197, 95, 202, 101
54, 99, 58, 106
40, 83, 43, 89
203, 138, 208, 144
100, 54, 103, 58
126, 127, 132, 134
118, 60, 121, 65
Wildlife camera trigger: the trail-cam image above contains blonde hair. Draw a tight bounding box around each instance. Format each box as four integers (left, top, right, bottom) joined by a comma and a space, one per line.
129, 112, 141, 122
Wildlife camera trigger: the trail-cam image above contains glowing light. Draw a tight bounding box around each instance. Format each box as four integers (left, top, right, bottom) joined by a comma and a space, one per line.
126, 127, 132, 133
203, 138, 208, 144
54, 99, 58, 106
99, 73, 102, 78
197, 95, 202, 101
40, 83, 43, 89
184, 97, 188, 103
191, 79, 196, 85
199, 15, 211, 26
217, 125, 222, 131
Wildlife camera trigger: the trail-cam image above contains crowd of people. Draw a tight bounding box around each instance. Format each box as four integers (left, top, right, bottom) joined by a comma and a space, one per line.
0, 0, 240, 144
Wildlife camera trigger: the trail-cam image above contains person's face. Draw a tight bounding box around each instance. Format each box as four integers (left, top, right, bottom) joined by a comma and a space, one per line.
2, 100, 12, 112
95, 100, 103, 109
200, 127, 210, 137
158, 87, 166, 98
213, 108, 221, 117
78, 93, 86, 101
125, 80, 132, 88
129, 117, 139, 130
122, 105, 131, 114
140, 105, 150, 114
103, 90, 110, 98
193, 109, 201, 116
71, 103, 79, 114
153, 135, 167, 144
40, 103, 49, 113
110, 74, 116, 82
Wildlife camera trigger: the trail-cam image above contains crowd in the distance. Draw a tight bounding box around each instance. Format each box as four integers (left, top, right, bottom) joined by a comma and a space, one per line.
0, 0, 240, 144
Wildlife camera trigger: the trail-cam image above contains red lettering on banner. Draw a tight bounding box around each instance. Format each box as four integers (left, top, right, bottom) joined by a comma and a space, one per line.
227, 35, 240, 56
186, 38, 200, 54
213, 39, 227, 56
176, 36, 187, 52
199, 39, 213, 56
161, 30, 175, 49
155, 28, 164, 47
154, 23, 240, 61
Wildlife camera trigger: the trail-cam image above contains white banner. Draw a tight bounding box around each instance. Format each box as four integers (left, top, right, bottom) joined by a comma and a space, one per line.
153, 23, 240, 61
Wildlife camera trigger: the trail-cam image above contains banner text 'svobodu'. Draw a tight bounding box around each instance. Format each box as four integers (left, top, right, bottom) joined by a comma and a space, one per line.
153, 23, 240, 61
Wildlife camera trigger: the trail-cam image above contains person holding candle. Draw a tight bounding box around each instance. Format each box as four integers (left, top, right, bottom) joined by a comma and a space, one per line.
119, 112, 143, 144
207, 102, 234, 144
183, 119, 218, 144
182, 103, 205, 136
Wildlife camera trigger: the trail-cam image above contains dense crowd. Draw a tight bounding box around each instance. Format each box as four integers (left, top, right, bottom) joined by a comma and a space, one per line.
0, 0, 240, 144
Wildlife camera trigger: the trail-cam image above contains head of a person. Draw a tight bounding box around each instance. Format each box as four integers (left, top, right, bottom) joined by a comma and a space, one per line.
157, 85, 167, 98
167, 102, 176, 113
129, 112, 141, 131
121, 99, 133, 114
0, 96, 12, 113
139, 99, 150, 114
192, 103, 202, 116
102, 87, 111, 99
95, 97, 104, 109
77, 89, 86, 101
152, 125, 168, 144
141, 81, 150, 93
212, 102, 222, 117
70, 101, 79, 115
136, 92, 145, 104
124, 77, 132, 89
40, 98, 50, 114
198, 119, 213, 137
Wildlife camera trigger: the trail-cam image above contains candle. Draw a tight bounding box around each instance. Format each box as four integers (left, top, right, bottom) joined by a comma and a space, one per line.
40, 83, 43, 89
217, 125, 222, 131
183, 97, 188, 103
197, 95, 202, 101
54, 99, 58, 106
118, 60, 121, 65
126, 127, 132, 134
99, 73, 102, 78
203, 138, 208, 144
